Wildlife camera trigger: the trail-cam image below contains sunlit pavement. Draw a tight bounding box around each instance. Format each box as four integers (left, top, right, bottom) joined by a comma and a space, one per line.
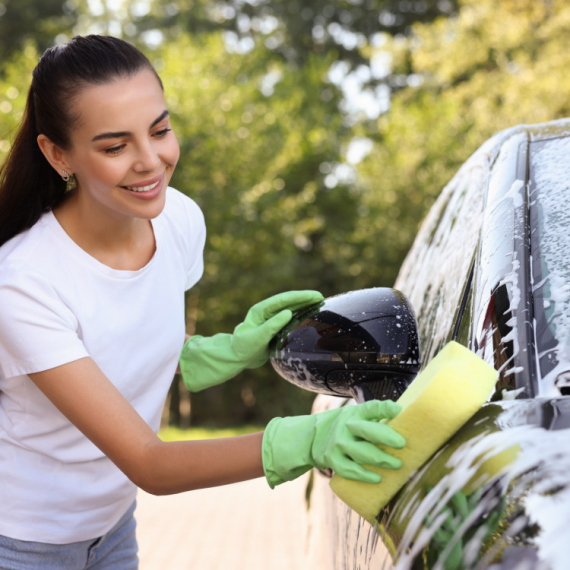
135, 475, 309, 569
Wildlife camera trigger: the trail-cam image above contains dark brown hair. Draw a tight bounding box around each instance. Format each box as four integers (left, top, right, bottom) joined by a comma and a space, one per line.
0, 35, 162, 247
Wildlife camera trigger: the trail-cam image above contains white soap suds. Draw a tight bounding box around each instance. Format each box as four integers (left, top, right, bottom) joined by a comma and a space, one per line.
393, 402, 570, 569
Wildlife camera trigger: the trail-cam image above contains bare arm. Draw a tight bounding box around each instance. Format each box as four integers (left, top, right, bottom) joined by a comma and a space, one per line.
29, 357, 265, 496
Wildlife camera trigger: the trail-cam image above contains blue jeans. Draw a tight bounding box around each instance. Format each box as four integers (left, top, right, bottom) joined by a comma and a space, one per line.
0, 502, 138, 570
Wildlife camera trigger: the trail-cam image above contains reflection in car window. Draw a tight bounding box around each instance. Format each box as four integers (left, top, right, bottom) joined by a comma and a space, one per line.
395, 155, 489, 368
452, 257, 517, 394
529, 137, 570, 393
475, 283, 518, 394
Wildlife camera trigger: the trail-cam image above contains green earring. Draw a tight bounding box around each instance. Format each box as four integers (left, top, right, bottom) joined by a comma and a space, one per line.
61, 170, 77, 192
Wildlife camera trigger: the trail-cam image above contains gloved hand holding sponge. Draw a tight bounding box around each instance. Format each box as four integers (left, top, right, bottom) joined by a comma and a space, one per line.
262, 399, 406, 489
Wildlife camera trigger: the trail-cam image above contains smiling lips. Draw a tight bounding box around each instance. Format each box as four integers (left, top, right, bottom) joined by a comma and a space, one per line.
120, 173, 164, 199
124, 180, 160, 192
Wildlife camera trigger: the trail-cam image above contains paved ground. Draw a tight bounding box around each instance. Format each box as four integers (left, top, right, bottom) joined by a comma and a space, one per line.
135, 475, 309, 570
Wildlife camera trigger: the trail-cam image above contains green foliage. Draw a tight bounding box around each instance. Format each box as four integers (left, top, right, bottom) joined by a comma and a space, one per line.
130, 0, 459, 68
0, 43, 39, 160
407, 0, 570, 126
0, 0, 76, 63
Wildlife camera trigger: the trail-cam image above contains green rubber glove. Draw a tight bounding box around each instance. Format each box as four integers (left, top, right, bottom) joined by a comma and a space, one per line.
262, 400, 406, 489
180, 290, 324, 392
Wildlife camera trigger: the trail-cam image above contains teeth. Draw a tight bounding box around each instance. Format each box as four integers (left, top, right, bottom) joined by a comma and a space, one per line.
125, 180, 160, 192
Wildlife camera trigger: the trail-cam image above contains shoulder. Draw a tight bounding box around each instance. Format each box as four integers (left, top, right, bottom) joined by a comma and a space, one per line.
0, 260, 60, 306
0, 259, 79, 339
0, 259, 86, 379
0, 214, 57, 285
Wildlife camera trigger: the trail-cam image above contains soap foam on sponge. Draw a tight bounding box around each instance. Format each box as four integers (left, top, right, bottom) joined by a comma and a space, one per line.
329, 341, 498, 524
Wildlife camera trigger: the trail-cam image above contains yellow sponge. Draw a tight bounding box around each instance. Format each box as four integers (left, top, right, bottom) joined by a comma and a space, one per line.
329, 341, 498, 524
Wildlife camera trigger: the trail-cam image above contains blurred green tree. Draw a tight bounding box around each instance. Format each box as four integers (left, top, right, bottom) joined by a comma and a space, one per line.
0, 44, 39, 160
0, 0, 77, 62
125, 0, 459, 70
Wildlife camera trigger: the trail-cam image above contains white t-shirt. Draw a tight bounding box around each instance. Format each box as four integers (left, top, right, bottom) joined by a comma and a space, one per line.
0, 187, 205, 544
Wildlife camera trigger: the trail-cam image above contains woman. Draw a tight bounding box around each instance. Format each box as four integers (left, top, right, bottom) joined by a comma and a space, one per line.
0, 35, 405, 569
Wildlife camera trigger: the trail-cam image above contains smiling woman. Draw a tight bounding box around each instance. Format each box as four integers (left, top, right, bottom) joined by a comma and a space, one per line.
0, 35, 405, 570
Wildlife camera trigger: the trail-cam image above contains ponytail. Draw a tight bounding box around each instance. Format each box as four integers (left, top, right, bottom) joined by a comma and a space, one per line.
0, 35, 161, 247
0, 85, 66, 247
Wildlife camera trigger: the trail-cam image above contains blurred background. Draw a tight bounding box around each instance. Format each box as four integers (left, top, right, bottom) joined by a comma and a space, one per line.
1, 0, 568, 429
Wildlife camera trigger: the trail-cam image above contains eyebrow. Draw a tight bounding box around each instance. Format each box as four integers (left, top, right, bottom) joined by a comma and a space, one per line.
91, 110, 170, 142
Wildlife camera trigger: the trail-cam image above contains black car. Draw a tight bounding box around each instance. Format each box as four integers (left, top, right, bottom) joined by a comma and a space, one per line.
272, 119, 570, 569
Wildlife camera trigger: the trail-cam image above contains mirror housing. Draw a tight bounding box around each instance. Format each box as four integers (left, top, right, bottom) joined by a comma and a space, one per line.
269, 288, 421, 401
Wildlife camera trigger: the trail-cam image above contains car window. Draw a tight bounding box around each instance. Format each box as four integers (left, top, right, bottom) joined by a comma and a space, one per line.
467, 132, 536, 397
474, 280, 519, 395
451, 255, 520, 396
395, 154, 489, 368
529, 136, 570, 395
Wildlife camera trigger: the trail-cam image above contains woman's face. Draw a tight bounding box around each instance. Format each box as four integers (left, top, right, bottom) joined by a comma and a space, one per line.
62, 69, 179, 221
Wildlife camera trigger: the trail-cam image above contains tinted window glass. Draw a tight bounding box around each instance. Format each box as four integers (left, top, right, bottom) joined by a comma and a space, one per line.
475, 282, 518, 394
529, 136, 570, 392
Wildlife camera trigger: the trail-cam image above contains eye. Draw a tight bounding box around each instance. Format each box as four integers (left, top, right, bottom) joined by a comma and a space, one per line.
153, 128, 172, 138
104, 144, 125, 155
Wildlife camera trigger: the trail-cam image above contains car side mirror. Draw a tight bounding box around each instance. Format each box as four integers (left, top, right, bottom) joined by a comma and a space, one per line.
269, 287, 421, 401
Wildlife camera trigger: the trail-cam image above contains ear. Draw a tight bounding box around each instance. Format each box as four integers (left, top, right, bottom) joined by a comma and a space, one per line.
37, 135, 73, 178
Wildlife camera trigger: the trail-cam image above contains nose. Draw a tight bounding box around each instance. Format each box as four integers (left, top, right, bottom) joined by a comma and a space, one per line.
133, 139, 161, 173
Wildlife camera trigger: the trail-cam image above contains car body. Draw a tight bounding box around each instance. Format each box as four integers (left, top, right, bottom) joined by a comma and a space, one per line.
298, 119, 570, 569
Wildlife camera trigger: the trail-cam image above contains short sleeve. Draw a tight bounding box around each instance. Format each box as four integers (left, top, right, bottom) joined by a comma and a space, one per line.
180, 195, 206, 291
0, 268, 89, 379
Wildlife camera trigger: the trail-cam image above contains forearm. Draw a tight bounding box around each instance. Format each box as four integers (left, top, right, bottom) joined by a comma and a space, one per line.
136, 431, 265, 495
29, 358, 265, 496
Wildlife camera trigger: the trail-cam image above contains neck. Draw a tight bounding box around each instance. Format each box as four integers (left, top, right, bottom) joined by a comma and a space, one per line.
53, 189, 156, 271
